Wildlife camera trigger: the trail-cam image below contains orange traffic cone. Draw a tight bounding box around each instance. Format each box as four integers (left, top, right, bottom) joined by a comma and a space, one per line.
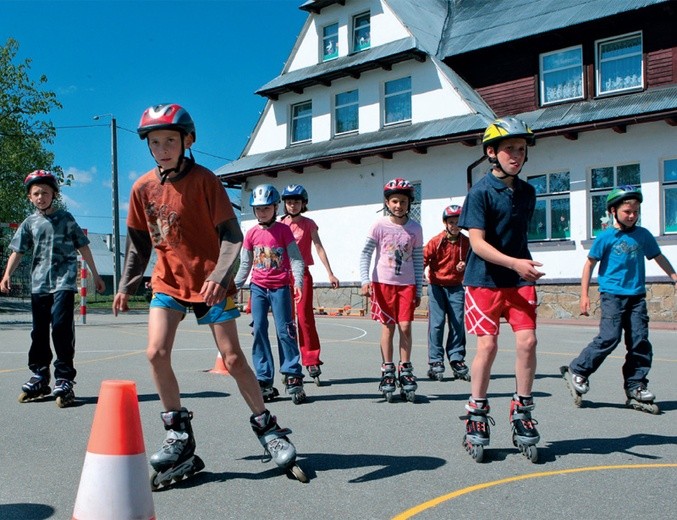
72, 380, 155, 520
208, 352, 230, 375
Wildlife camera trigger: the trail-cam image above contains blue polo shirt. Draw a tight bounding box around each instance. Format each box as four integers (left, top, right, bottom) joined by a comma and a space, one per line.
459, 171, 535, 288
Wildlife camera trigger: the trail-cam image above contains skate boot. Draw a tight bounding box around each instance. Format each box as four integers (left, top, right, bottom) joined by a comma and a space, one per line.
285, 375, 306, 405
250, 410, 308, 482
53, 379, 76, 408
560, 366, 587, 407
149, 408, 205, 491
459, 398, 494, 463
379, 362, 397, 403
427, 361, 445, 382
450, 360, 471, 381
307, 365, 322, 386
625, 385, 659, 415
18, 368, 51, 403
510, 395, 540, 463
398, 362, 417, 403
259, 380, 280, 403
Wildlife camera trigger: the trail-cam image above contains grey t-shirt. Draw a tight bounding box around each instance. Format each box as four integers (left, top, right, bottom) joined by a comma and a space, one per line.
10, 210, 89, 293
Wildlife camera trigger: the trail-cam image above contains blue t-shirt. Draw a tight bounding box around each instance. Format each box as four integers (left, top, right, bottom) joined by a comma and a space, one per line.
10, 209, 89, 294
459, 171, 535, 288
589, 226, 660, 296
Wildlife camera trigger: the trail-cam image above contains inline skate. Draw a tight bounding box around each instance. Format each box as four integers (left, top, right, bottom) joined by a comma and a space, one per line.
398, 362, 417, 402
259, 381, 280, 402
427, 361, 445, 382
625, 385, 660, 414
510, 395, 540, 463
379, 362, 397, 402
560, 365, 587, 407
149, 408, 205, 491
250, 410, 308, 482
307, 365, 322, 386
18, 369, 51, 403
459, 398, 494, 463
53, 378, 76, 408
450, 360, 471, 382
285, 375, 306, 405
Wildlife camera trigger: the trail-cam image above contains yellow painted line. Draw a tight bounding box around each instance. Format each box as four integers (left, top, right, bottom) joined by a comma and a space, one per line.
392, 463, 677, 520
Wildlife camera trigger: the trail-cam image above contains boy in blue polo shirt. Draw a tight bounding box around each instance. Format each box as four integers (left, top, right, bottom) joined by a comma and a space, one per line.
563, 186, 677, 414
458, 118, 544, 463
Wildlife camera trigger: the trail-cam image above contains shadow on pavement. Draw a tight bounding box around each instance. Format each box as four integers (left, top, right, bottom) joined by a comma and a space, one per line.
0, 503, 54, 520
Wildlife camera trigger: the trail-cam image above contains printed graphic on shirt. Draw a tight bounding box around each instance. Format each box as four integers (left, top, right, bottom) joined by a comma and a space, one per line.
145, 200, 181, 247
383, 238, 412, 276
253, 245, 285, 270
613, 239, 640, 259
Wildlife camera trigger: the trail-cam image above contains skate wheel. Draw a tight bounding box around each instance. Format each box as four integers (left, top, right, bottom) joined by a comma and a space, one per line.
150, 472, 161, 491
384, 391, 394, 403
471, 444, 484, 463
403, 390, 416, 403
526, 445, 538, 463
313, 376, 321, 387
289, 464, 309, 483
292, 392, 306, 405
436, 373, 444, 382
512, 433, 518, 448
18, 392, 29, 403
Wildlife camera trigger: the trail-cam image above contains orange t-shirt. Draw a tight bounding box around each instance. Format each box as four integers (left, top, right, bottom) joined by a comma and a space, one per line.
126, 164, 235, 302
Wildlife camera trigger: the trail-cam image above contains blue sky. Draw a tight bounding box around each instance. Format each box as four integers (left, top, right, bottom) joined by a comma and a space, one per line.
2, 0, 307, 233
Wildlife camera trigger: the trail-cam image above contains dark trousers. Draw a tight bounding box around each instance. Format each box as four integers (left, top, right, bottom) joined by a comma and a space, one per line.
29, 291, 77, 381
570, 293, 652, 390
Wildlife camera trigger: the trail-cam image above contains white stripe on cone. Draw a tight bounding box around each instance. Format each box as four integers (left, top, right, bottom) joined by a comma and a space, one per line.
72, 453, 155, 520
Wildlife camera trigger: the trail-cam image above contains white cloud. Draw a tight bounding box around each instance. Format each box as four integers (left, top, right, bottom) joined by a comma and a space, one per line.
128, 170, 142, 181
60, 193, 82, 209
66, 166, 97, 185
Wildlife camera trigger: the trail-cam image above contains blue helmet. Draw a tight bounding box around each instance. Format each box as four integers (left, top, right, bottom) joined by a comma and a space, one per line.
281, 184, 309, 202
249, 184, 280, 207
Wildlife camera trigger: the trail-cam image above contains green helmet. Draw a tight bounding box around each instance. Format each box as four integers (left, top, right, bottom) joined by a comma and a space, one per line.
606, 185, 643, 211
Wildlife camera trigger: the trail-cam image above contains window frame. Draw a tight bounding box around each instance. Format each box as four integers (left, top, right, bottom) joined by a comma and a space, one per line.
539, 45, 584, 106
588, 162, 641, 237
322, 22, 339, 62
290, 100, 312, 145
334, 89, 359, 136
595, 31, 644, 97
383, 76, 412, 127
352, 12, 370, 53
661, 157, 677, 235
527, 171, 571, 242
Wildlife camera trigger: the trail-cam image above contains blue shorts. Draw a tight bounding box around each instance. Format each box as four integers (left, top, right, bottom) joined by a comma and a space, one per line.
149, 293, 240, 325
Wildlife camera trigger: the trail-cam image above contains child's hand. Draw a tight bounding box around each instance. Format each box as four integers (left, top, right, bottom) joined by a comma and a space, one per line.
94, 276, 106, 294
456, 261, 466, 272
328, 274, 340, 289
293, 286, 302, 302
113, 293, 129, 316
579, 295, 591, 316
512, 259, 544, 282
360, 283, 371, 296
200, 280, 226, 307
0, 277, 10, 294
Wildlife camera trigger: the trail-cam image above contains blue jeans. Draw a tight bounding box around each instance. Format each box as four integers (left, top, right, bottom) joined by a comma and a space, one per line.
29, 290, 77, 380
250, 283, 303, 385
427, 284, 466, 364
570, 293, 652, 390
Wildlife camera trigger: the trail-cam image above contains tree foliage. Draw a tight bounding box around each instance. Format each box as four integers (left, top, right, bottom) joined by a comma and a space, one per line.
0, 38, 66, 224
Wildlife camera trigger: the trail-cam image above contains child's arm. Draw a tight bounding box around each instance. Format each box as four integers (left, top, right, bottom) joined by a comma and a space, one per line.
413, 245, 423, 307
467, 228, 544, 281
234, 248, 254, 290
202, 218, 243, 306
359, 237, 377, 296
0, 251, 23, 293
77, 245, 106, 294
653, 253, 677, 288
310, 228, 339, 288
113, 228, 152, 316
579, 257, 598, 316
287, 241, 305, 301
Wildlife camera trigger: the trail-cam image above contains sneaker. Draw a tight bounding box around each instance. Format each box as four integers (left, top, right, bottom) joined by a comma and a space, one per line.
570, 371, 589, 394
626, 385, 655, 402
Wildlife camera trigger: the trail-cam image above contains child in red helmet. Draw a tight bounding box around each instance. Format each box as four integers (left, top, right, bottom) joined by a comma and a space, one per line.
1, 170, 105, 407
424, 204, 470, 383
360, 178, 423, 402
113, 104, 306, 486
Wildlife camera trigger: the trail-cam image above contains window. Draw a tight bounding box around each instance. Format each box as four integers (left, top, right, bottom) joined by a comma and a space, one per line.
384, 77, 411, 126
383, 181, 421, 222
662, 158, 677, 234
322, 23, 338, 61
589, 163, 640, 237
540, 46, 583, 105
334, 90, 359, 135
527, 172, 571, 241
290, 101, 312, 144
353, 12, 370, 52
596, 32, 643, 96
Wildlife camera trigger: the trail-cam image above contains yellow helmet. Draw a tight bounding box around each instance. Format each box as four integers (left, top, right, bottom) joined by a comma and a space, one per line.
482, 117, 535, 153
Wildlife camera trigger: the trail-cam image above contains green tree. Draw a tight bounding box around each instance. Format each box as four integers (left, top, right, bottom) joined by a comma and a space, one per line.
0, 37, 66, 224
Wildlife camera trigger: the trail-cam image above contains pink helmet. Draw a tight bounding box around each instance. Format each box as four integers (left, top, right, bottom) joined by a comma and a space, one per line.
383, 178, 415, 201
442, 204, 462, 219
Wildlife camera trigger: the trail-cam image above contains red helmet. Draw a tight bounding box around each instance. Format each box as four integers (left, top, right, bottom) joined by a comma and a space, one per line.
384, 178, 415, 201
137, 103, 196, 141
24, 170, 59, 193
442, 204, 462, 219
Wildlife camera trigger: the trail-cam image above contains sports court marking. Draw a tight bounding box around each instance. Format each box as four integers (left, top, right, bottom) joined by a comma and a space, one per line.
392, 463, 677, 519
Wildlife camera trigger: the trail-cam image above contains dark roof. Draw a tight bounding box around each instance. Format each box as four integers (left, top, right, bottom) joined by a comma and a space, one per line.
299, 0, 345, 13
257, 37, 427, 99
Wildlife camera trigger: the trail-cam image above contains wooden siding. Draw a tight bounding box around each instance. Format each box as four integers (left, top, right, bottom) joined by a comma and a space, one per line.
647, 48, 675, 86
476, 76, 537, 116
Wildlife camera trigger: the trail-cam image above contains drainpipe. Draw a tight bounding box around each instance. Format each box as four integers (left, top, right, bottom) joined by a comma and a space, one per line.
466, 155, 487, 191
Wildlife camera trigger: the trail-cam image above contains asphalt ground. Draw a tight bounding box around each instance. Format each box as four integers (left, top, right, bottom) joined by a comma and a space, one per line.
0, 303, 675, 520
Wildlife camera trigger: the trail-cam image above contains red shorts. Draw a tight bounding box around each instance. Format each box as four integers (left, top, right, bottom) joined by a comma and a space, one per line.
464, 286, 537, 336
370, 282, 417, 325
